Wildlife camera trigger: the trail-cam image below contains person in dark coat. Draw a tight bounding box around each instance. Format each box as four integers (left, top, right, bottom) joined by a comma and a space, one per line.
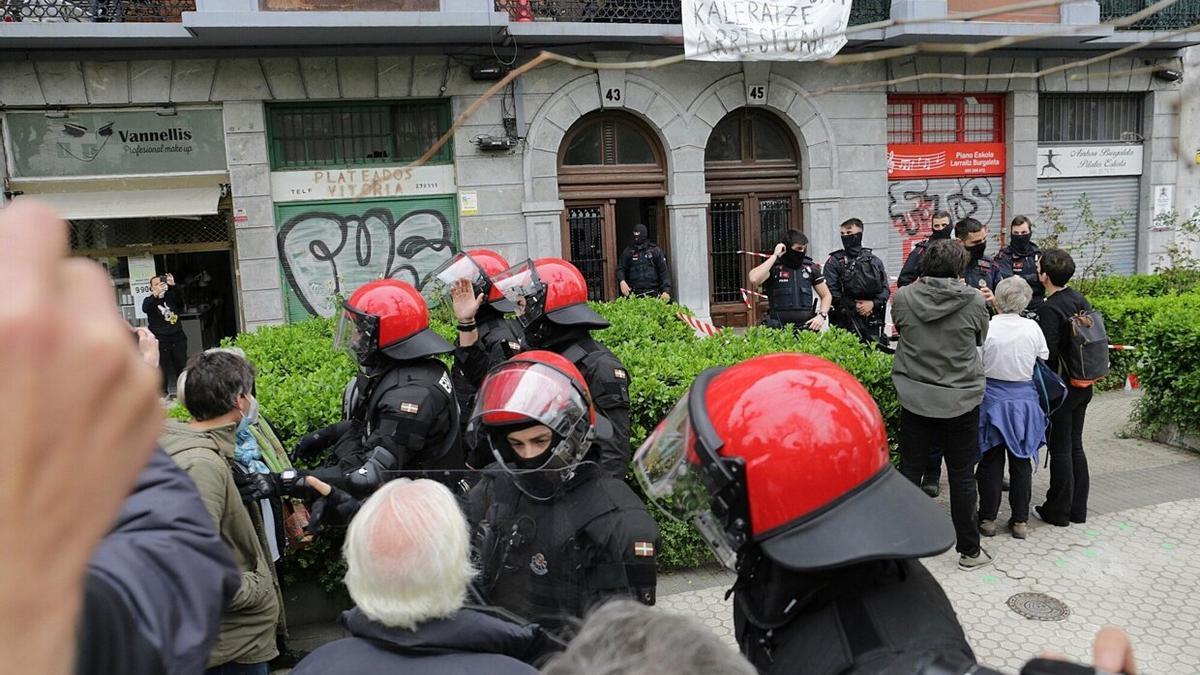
465, 351, 659, 637
955, 217, 1002, 307
896, 210, 954, 288
994, 215, 1045, 315
142, 273, 188, 395
617, 224, 671, 300
291, 478, 550, 675
81, 448, 241, 675
825, 218, 890, 346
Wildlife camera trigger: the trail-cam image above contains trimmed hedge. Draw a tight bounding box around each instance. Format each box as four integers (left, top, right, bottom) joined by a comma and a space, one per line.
1133, 305, 1200, 436
1075, 269, 1200, 299
213, 297, 899, 580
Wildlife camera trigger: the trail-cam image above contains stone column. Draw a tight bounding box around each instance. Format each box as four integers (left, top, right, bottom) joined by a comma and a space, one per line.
800, 190, 842, 260
521, 200, 566, 260
1007, 89, 1039, 221
666, 193, 712, 320
223, 101, 284, 331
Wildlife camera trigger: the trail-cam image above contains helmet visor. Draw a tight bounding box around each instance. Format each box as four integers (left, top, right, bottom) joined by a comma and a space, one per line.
469, 360, 589, 442
333, 306, 378, 361
423, 252, 487, 307
632, 394, 711, 522
491, 259, 546, 324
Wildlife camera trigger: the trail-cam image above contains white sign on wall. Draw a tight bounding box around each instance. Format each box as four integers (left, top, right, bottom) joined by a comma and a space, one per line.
128, 255, 157, 321
270, 164, 456, 203
683, 0, 851, 62
1037, 145, 1144, 179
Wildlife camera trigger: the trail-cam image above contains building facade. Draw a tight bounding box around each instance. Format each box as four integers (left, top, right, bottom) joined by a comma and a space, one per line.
1, 0, 1197, 334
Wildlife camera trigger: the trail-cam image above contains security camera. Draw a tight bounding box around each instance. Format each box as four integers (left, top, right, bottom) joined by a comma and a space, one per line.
1152, 68, 1183, 83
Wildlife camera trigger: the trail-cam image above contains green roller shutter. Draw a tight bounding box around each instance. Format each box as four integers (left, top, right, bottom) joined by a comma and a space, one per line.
273, 195, 459, 323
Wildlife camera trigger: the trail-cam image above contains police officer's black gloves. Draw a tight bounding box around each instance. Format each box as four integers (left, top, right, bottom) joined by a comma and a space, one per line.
292, 420, 356, 462
305, 485, 362, 534
233, 468, 280, 503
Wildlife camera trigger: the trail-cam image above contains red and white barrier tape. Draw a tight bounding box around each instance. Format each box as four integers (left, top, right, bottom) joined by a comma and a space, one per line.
1108, 344, 1137, 351
677, 312, 722, 338
740, 287, 768, 309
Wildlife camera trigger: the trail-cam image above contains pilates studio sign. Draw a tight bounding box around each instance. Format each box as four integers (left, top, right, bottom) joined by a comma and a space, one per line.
1037, 144, 1144, 178
4, 108, 227, 178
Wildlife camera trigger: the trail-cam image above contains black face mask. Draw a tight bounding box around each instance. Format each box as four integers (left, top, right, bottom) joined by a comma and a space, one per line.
930, 226, 953, 240
1011, 233, 1033, 253
632, 224, 648, 248
966, 242, 987, 261
840, 232, 863, 254
780, 249, 805, 268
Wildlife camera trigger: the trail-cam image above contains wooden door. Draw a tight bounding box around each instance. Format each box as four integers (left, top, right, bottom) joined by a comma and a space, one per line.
708, 193, 798, 327
562, 200, 617, 301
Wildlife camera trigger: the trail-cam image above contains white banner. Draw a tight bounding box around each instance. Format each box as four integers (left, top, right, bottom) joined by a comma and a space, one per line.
1037, 145, 1143, 179
683, 0, 852, 62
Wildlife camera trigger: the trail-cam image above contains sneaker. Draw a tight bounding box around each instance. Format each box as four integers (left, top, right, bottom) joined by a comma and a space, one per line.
958, 548, 995, 571
979, 519, 996, 537
1011, 522, 1028, 539
1035, 505, 1069, 527
920, 476, 940, 498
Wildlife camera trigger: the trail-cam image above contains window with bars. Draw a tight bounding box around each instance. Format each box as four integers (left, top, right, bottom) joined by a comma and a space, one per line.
267, 101, 452, 170
1038, 94, 1144, 144
887, 95, 1004, 145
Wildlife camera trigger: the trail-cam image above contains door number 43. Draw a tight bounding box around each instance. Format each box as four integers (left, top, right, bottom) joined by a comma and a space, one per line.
605, 88, 622, 102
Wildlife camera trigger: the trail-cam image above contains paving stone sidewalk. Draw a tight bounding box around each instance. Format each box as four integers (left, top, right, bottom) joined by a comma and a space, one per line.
657, 391, 1200, 672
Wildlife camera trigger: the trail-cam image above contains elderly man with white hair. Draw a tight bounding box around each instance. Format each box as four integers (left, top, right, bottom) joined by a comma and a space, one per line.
291, 478, 550, 675
977, 276, 1050, 541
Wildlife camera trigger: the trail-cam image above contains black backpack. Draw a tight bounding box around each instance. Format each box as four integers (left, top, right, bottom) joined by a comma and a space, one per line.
1063, 309, 1110, 387
843, 252, 884, 299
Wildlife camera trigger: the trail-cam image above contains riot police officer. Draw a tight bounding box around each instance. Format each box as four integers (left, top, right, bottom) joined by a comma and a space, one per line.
633, 353, 1136, 674
488, 258, 633, 478
294, 279, 459, 496
617, 224, 671, 300
427, 249, 526, 468
748, 230, 831, 332
956, 217, 1002, 308
633, 353, 971, 674
994, 215, 1045, 315
825, 218, 890, 346
896, 210, 954, 288
466, 351, 659, 636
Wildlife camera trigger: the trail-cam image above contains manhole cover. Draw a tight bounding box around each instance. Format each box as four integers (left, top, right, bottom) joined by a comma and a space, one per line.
1007, 592, 1071, 621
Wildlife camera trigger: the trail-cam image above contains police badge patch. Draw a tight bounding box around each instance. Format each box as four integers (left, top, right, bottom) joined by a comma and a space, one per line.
529, 553, 549, 576
437, 371, 453, 395
614, 368, 627, 380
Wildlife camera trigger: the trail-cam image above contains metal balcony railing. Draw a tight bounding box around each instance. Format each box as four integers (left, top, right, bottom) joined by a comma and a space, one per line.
495, 0, 892, 26
1, 0, 193, 22
1099, 0, 1200, 30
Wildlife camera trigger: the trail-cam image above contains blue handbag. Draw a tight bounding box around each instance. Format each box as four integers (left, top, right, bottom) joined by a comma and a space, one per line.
1033, 358, 1067, 417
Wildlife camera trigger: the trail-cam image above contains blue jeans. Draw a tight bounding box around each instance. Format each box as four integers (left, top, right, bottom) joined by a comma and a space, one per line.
206, 662, 269, 675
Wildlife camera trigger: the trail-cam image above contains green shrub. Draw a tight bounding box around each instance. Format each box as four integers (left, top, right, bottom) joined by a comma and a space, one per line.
1090, 292, 1200, 391
1075, 269, 1200, 298
1133, 305, 1200, 436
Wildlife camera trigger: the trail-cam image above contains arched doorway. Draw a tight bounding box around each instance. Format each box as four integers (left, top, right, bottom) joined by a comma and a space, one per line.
705, 108, 802, 327
558, 112, 668, 301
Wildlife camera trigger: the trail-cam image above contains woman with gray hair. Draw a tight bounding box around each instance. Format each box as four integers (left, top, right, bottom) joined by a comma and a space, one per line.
977, 276, 1049, 540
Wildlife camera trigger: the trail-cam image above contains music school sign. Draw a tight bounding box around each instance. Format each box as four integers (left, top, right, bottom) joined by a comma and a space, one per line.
886, 143, 1006, 179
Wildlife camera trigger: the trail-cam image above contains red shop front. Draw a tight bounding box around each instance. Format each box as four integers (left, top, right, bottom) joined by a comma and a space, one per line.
885, 95, 1007, 272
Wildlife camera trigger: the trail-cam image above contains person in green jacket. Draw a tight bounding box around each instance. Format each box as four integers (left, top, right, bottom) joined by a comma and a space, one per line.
161, 350, 282, 674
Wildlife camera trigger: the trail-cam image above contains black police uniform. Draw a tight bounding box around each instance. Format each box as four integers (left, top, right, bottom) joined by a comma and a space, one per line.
467, 464, 660, 636
617, 242, 671, 298
896, 239, 929, 288
995, 243, 1045, 313
306, 357, 459, 496
538, 329, 632, 478
734, 556, 976, 675
453, 305, 526, 468
824, 248, 890, 344
762, 256, 824, 331
963, 255, 1002, 297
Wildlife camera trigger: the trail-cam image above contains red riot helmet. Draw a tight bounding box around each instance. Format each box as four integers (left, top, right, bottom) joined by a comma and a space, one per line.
490, 258, 609, 331
467, 350, 612, 499
633, 353, 953, 571
423, 249, 516, 313
335, 279, 454, 364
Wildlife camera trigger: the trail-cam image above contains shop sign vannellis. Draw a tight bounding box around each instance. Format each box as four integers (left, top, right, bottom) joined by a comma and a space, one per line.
4, 108, 227, 178
270, 164, 456, 202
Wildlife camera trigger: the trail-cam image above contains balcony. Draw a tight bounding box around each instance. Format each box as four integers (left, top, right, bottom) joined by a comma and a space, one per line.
1, 0, 193, 21
1099, 0, 1200, 30
493, 0, 892, 25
